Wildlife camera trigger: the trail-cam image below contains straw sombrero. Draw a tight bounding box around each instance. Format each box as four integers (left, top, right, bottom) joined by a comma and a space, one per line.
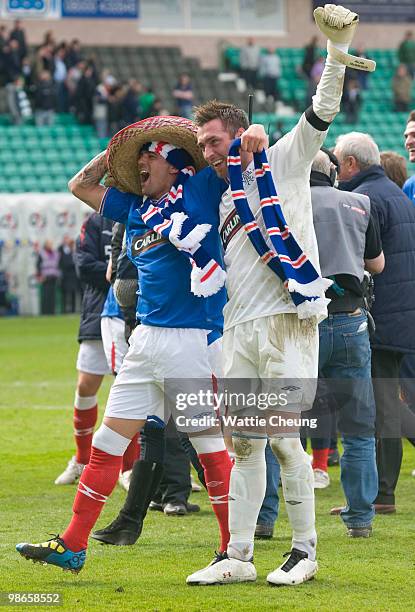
105, 115, 207, 195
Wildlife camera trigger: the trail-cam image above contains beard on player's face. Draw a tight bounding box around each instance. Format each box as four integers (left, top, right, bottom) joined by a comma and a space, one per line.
197, 119, 236, 179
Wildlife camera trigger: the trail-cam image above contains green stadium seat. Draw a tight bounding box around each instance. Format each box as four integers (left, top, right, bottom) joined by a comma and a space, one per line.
38, 175, 55, 190
53, 137, 69, 149
59, 150, 76, 163
68, 138, 89, 151
38, 138, 56, 150
22, 177, 41, 191
19, 163, 34, 176
50, 125, 67, 137
44, 150, 60, 162
22, 138, 39, 149
0, 149, 15, 163
73, 150, 90, 163
27, 150, 45, 163
53, 177, 68, 191
5, 176, 25, 191
9, 137, 26, 149
3, 162, 18, 176
13, 149, 29, 163
55, 114, 76, 125
33, 162, 50, 176
48, 164, 66, 177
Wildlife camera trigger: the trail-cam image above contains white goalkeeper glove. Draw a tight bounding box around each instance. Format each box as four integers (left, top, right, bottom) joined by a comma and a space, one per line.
314, 4, 376, 72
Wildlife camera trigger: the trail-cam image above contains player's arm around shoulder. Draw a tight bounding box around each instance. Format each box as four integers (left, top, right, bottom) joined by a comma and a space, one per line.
68, 150, 108, 211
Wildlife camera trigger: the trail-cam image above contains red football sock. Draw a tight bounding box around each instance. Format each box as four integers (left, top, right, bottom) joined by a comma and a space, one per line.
312, 448, 329, 472
74, 405, 98, 465
61, 447, 122, 551
198, 449, 233, 553
122, 433, 140, 473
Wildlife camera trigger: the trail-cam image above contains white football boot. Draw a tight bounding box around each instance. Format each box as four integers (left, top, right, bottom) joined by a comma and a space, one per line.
187, 552, 257, 585
313, 468, 330, 489
54, 456, 85, 485
118, 469, 132, 492
267, 548, 318, 586
191, 475, 202, 492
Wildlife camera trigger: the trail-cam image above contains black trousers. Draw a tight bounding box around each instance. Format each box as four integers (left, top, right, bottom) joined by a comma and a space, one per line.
371, 348, 415, 504
41, 277, 57, 315
153, 420, 191, 506
61, 283, 78, 313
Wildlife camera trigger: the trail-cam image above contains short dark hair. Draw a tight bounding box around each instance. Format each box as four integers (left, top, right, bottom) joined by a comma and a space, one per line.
407, 110, 415, 123
193, 100, 249, 135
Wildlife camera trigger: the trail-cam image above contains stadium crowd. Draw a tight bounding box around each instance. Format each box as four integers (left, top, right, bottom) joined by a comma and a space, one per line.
35, 236, 80, 315
0, 20, 192, 135
231, 31, 415, 119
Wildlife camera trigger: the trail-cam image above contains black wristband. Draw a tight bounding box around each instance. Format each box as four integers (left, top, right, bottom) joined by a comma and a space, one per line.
305, 106, 331, 132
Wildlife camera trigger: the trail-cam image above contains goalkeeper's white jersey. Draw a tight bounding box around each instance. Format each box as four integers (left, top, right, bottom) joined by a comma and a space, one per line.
219, 57, 346, 332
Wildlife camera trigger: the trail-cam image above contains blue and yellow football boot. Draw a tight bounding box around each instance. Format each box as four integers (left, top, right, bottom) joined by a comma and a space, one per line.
16, 536, 86, 574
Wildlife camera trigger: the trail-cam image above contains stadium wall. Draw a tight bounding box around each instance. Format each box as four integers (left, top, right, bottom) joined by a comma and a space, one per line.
0, 0, 410, 68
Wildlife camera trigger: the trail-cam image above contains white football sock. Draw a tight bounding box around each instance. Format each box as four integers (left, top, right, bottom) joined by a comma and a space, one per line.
269, 436, 317, 561
227, 434, 267, 562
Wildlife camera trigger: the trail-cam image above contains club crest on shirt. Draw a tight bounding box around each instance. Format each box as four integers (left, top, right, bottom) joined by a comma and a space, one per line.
130, 230, 167, 256
243, 167, 255, 186
220, 209, 242, 251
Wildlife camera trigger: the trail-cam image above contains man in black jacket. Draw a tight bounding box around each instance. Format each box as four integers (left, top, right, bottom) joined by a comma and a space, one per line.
58, 235, 79, 314
335, 131, 415, 513
33, 69, 57, 126
55, 212, 113, 485
309, 149, 383, 536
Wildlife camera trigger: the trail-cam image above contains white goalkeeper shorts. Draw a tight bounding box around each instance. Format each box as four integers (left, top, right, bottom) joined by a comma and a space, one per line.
223, 313, 319, 412
101, 316, 129, 374
104, 325, 221, 431
76, 339, 112, 376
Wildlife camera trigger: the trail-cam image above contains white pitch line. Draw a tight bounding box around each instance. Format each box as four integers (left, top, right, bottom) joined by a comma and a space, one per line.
0, 405, 69, 411
1, 381, 75, 387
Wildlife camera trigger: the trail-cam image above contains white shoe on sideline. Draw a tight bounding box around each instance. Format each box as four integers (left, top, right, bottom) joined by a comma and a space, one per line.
118, 469, 132, 492
267, 548, 318, 586
191, 475, 202, 492
313, 468, 330, 489
187, 553, 257, 585
411, 468, 415, 477
54, 456, 85, 485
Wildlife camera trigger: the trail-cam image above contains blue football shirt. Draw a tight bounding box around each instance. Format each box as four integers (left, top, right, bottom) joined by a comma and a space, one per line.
403, 174, 415, 204
100, 167, 227, 331
101, 285, 123, 319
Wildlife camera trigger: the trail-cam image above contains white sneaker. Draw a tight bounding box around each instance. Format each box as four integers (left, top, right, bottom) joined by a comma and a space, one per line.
54, 456, 85, 485
191, 475, 202, 492
186, 553, 257, 585
313, 468, 330, 489
411, 468, 415, 477
267, 548, 318, 586
118, 469, 132, 492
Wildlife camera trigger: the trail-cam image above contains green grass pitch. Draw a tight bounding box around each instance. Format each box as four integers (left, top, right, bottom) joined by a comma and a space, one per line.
1, 315, 415, 611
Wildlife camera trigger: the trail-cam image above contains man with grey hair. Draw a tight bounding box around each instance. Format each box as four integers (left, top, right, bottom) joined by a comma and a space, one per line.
335, 132, 415, 514
308, 148, 383, 537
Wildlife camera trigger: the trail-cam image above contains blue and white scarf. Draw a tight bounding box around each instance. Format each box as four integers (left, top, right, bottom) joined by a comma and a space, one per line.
228, 138, 331, 318
137, 141, 226, 297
